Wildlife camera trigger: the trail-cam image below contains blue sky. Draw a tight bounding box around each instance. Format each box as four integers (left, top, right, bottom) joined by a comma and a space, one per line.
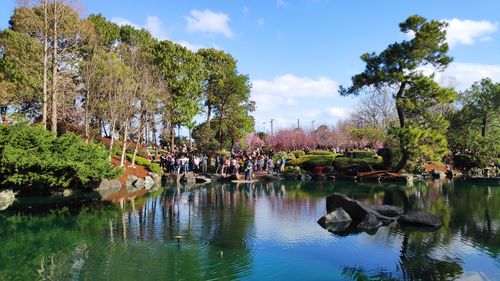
1, 0, 499, 132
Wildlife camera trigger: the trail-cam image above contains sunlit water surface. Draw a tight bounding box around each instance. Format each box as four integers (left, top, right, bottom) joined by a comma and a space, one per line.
1, 180, 499, 280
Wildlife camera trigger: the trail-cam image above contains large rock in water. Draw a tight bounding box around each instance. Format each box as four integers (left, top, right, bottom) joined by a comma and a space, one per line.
357, 213, 383, 230
323, 208, 352, 224
180, 172, 196, 184
0, 190, 15, 211
326, 194, 395, 224
369, 205, 404, 217
144, 176, 155, 190
98, 179, 122, 190
397, 211, 442, 228
317, 208, 352, 233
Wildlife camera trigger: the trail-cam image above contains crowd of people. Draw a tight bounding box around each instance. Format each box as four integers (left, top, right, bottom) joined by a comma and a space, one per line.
157, 146, 287, 181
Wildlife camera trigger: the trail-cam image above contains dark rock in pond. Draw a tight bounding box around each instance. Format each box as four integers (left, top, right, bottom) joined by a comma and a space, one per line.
431, 169, 446, 179
180, 172, 196, 184
0, 190, 15, 211
260, 174, 280, 182
210, 174, 224, 181
300, 173, 312, 181
320, 207, 352, 224
357, 213, 383, 230
369, 205, 404, 218
397, 211, 442, 228
195, 176, 211, 184
284, 173, 299, 181
312, 174, 327, 181
324, 221, 352, 233
227, 174, 239, 181
326, 194, 395, 224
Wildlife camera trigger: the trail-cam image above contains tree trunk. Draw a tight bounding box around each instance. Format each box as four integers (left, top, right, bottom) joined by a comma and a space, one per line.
481, 116, 487, 137
188, 127, 192, 150
131, 109, 144, 168
169, 112, 175, 153
151, 112, 158, 159
50, 1, 58, 134
394, 82, 409, 172
41, 0, 48, 128
207, 99, 212, 127
218, 113, 224, 151
120, 118, 130, 167
84, 90, 90, 143
108, 119, 116, 162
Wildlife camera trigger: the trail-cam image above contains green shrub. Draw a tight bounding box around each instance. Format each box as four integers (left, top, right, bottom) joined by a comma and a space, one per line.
291, 150, 305, 158
346, 150, 376, 159
272, 151, 295, 161
287, 156, 308, 167
378, 147, 401, 169
453, 154, 481, 170
126, 154, 164, 176
283, 166, 305, 174
0, 123, 122, 189
308, 150, 335, 156
333, 156, 384, 169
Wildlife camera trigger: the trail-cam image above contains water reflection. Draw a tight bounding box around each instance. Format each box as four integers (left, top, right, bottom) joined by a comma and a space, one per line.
0, 180, 498, 280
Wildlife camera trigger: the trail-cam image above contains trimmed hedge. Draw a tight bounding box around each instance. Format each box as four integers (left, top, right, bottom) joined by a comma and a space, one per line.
291, 150, 305, 158
346, 150, 376, 159
308, 150, 336, 156
333, 156, 384, 169
287, 153, 342, 170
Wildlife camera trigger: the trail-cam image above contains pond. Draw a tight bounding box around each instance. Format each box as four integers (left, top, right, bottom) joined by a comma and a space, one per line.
0, 180, 499, 280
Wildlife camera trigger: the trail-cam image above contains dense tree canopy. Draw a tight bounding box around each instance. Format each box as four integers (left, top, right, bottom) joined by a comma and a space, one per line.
340, 15, 456, 171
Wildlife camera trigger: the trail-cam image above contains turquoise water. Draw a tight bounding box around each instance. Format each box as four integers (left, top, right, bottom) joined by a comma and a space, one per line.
0, 180, 499, 280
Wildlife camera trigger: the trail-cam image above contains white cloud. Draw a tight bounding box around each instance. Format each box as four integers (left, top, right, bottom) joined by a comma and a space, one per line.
327, 107, 350, 118
257, 18, 265, 27
253, 74, 338, 99
419, 62, 500, 90
186, 9, 234, 38
111, 16, 168, 40
276, 0, 287, 7
144, 16, 168, 40
443, 18, 498, 47
439, 62, 500, 89
111, 17, 140, 29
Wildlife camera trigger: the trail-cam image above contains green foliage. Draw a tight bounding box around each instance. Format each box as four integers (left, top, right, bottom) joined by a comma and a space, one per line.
333, 156, 384, 168
288, 153, 341, 170
0, 123, 121, 189
446, 78, 500, 168
291, 150, 305, 158
452, 154, 482, 170
283, 166, 305, 174
307, 150, 335, 156
378, 147, 402, 169
125, 154, 163, 176
272, 151, 295, 162
346, 150, 375, 159
340, 15, 454, 171
87, 13, 120, 47
0, 29, 42, 113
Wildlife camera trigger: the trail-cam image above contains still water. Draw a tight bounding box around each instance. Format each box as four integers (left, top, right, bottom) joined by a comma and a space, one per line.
0, 180, 499, 281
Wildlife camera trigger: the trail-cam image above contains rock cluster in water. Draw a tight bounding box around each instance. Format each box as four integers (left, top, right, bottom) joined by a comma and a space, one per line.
318, 193, 442, 234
